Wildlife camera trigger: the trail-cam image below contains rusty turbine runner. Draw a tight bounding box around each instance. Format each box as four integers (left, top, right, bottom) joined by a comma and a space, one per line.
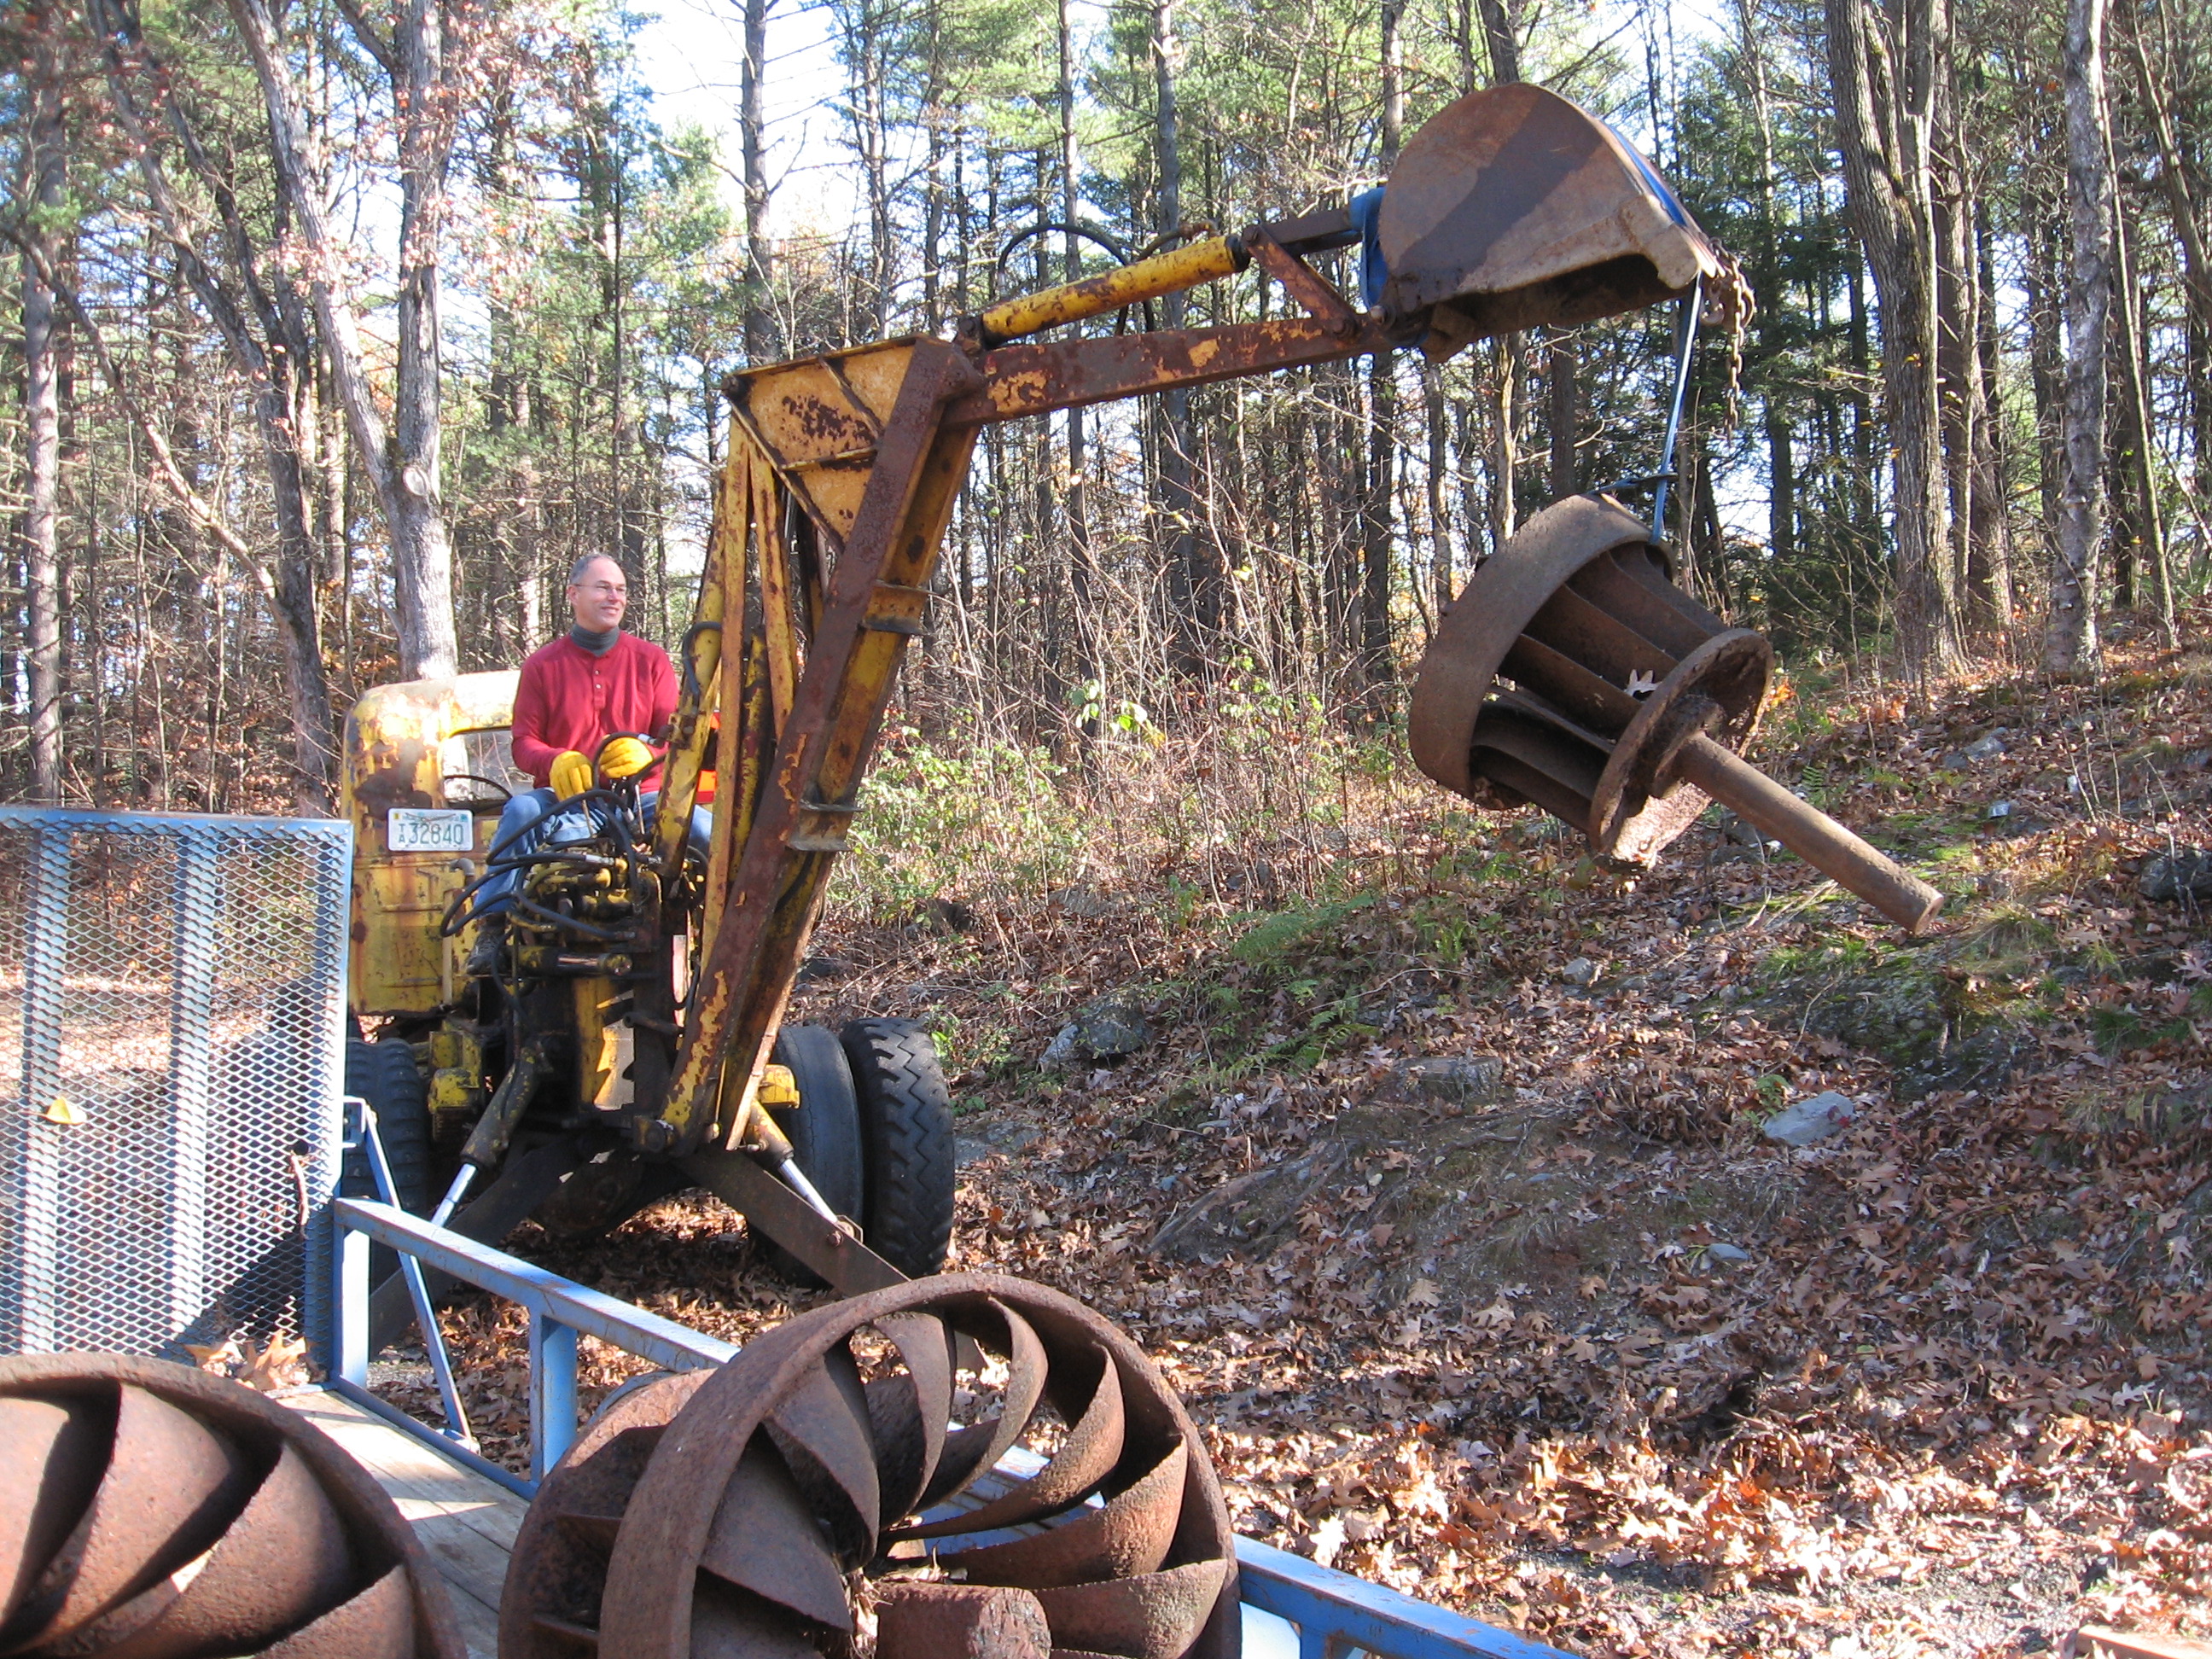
501, 1273, 1239, 1659
1409, 496, 1945, 933
0, 1354, 465, 1658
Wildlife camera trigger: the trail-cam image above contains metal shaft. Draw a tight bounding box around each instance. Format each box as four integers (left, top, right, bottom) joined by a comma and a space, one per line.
1673, 735, 1943, 934
430, 1164, 477, 1227
1649, 278, 1701, 537
771, 1153, 842, 1224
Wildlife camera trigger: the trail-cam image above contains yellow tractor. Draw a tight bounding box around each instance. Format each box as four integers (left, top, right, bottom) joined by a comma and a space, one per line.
338, 84, 1941, 1336
340, 667, 953, 1297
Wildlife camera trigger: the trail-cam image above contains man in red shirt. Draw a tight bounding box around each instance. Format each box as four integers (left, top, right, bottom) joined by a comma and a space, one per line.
508, 555, 677, 793
468, 555, 705, 970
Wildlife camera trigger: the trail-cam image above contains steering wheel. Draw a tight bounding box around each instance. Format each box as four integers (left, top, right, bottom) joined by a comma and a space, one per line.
591, 731, 660, 783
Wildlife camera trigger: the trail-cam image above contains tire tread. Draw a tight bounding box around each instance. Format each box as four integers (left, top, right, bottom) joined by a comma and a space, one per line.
341, 1037, 432, 1214
841, 1019, 955, 1278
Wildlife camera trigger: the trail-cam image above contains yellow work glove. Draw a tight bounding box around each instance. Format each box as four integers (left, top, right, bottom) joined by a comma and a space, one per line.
550, 750, 594, 800
598, 736, 655, 779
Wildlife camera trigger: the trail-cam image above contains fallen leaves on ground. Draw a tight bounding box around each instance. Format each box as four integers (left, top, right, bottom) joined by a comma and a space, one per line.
188, 1330, 312, 1392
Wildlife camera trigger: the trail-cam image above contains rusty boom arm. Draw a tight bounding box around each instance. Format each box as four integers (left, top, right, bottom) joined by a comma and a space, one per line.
643, 216, 1401, 1174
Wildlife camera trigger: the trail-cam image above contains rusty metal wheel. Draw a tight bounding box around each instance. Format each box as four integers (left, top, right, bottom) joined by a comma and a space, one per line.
0, 1353, 465, 1658
1408, 492, 1943, 930
500, 1272, 1238, 1659
1409, 492, 1767, 864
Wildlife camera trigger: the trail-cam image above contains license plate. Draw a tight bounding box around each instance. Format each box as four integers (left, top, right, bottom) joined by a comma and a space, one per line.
387, 808, 475, 853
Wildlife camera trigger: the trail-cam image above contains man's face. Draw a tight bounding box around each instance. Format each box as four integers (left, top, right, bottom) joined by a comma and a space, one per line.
568, 559, 628, 632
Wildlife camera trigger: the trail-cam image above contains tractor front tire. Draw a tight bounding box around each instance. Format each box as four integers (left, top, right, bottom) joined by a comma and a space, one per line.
841, 1019, 955, 1278
759, 1024, 865, 1285
765, 1024, 866, 1219
341, 1036, 432, 1214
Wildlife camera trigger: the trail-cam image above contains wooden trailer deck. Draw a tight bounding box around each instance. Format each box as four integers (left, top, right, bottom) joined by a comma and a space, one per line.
285, 1388, 524, 1659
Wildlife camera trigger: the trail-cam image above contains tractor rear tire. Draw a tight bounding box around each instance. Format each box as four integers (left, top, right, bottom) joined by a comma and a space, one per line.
841, 1019, 955, 1278
341, 1037, 432, 1214
760, 1024, 865, 1285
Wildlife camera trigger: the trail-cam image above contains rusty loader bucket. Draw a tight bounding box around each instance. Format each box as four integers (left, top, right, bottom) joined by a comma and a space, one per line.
1376, 82, 1726, 356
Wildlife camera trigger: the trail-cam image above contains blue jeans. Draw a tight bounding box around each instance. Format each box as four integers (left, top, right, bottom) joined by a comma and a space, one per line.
474, 788, 712, 919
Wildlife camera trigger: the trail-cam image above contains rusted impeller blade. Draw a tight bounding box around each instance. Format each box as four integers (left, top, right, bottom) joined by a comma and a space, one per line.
500, 1272, 1239, 1659
0, 1353, 467, 1659
1409, 494, 1767, 865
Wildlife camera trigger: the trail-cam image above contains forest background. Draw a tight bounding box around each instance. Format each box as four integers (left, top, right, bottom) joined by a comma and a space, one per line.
3, 0, 2203, 814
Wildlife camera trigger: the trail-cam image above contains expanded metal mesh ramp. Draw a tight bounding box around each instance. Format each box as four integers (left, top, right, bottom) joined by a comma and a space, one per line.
0, 806, 351, 1359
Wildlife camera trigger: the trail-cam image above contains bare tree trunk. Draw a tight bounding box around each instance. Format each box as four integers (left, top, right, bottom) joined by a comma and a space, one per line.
1318, 364, 1361, 683
228, 0, 458, 681
1845, 238, 1876, 544
834, 0, 894, 337
2126, 6, 2212, 513
20, 5, 67, 801
741, 0, 777, 362
92, 0, 339, 806
1531, 0, 1573, 506
1359, 0, 1404, 695
1424, 364, 1453, 620
2023, 189, 2065, 548
1967, 207, 2015, 626
1151, 0, 1209, 670
1544, 343, 1580, 505
1931, 22, 1980, 620
2106, 161, 2175, 643
1058, 0, 1097, 731
1826, 0, 1965, 681
1451, 391, 1486, 568
1477, 0, 1519, 80
1490, 339, 1518, 549
393, 0, 456, 667
2045, 0, 2110, 674
1476, 0, 1522, 554
918, 42, 944, 334
1733, 0, 1795, 572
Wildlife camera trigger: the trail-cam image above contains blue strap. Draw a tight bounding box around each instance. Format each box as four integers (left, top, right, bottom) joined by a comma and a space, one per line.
1600, 118, 1692, 228
1349, 185, 1390, 311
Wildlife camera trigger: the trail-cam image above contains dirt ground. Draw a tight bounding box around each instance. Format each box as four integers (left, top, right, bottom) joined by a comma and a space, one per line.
387, 632, 2212, 1659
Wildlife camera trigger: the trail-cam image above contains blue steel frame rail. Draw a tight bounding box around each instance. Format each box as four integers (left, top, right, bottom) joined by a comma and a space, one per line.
333, 1196, 733, 1498
1234, 1539, 1572, 1659
331, 1197, 1575, 1659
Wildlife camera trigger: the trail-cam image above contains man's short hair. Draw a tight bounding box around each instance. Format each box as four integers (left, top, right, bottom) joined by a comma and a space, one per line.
568, 554, 624, 586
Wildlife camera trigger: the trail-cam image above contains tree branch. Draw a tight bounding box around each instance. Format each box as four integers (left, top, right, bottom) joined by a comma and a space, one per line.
2, 220, 253, 564
335, 0, 397, 75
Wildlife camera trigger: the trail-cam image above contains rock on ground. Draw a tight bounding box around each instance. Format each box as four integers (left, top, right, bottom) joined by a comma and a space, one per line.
1041, 991, 1153, 1068
1763, 1089, 1856, 1146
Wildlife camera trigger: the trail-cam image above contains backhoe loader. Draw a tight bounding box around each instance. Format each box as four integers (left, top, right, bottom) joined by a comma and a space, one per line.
340, 84, 1941, 1340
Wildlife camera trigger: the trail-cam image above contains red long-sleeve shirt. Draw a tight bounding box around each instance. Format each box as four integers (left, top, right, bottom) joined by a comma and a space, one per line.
509, 632, 678, 789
